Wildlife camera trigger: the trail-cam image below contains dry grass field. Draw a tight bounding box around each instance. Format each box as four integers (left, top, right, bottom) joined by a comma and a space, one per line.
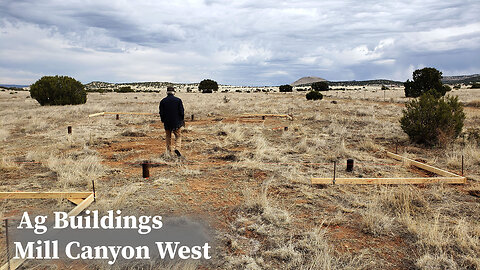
0, 86, 479, 269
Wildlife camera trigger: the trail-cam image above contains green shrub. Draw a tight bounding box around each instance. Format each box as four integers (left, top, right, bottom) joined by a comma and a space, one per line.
115, 86, 134, 93
279, 84, 293, 92
464, 128, 480, 145
30, 75, 86, 106
306, 90, 323, 100
381, 85, 389, 90
312, 81, 329, 91
404, 67, 450, 98
470, 82, 480, 89
199, 79, 218, 93
400, 91, 465, 146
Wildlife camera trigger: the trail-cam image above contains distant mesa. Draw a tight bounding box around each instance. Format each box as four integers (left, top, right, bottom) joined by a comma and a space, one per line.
441, 74, 480, 84
291, 76, 327, 86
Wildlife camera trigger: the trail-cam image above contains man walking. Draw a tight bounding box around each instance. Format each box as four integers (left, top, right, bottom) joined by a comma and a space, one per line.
159, 86, 184, 157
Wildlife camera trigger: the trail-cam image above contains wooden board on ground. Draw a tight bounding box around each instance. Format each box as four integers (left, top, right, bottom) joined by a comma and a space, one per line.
88, 111, 155, 117
67, 193, 95, 217
67, 198, 85, 205
386, 151, 459, 177
311, 177, 466, 185
0, 192, 93, 199
104, 112, 155, 116
240, 113, 293, 120
0, 193, 95, 270
88, 112, 105, 117
311, 151, 466, 185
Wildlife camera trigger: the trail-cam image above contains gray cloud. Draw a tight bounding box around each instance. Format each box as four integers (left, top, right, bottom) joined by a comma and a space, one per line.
0, 0, 479, 85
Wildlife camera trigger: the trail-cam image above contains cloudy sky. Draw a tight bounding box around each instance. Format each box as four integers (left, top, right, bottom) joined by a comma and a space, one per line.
1, 0, 479, 86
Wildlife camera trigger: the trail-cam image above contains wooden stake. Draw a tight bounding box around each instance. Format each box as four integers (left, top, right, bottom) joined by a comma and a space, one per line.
191, 114, 194, 121
116, 114, 119, 120
92, 180, 96, 202
5, 219, 10, 270
142, 162, 150, 178
67, 126, 72, 134
346, 159, 354, 172
462, 155, 464, 176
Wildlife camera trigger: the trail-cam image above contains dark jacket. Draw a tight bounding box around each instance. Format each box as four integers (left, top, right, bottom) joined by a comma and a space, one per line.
159, 94, 185, 130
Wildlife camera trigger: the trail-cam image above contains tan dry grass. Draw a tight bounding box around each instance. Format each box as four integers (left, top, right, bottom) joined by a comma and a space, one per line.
1, 89, 480, 269
46, 151, 105, 188
0, 156, 21, 172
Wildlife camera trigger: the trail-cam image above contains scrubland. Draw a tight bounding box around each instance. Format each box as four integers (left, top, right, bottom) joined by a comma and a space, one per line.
0, 86, 479, 269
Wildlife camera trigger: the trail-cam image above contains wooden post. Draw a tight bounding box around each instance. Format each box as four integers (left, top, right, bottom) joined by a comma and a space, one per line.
92, 180, 96, 202
67, 126, 72, 134
116, 114, 119, 120
191, 114, 194, 121
461, 155, 464, 176
5, 219, 10, 270
142, 162, 150, 178
346, 159, 354, 172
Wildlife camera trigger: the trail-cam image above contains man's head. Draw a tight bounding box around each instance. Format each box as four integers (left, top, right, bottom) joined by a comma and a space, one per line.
167, 86, 175, 95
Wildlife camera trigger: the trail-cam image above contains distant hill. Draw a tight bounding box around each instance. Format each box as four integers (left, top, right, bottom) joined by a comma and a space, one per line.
328, 79, 403, 87
84, 81, 202, 93
0, 84, 29, 89
291, 76, 326, 86
85, 81, 178, 89
442, 74, 480, 84
82, 73, 480, 92
291, 77, 403, 87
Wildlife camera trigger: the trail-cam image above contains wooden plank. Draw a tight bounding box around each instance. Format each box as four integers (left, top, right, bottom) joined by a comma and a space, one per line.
240, 113, 293, 120
311, 177, 466, 185
67, 193, 94, 217
104, 112, 155, 115
67, 198, 84, 205
0, 192, 93, 199
0, 192, 92, 199
386, 152, 459, 177
88, 112, 105, 117
0, 258, 25, 270
89, 112, 155, 117
0, 194, 95, 270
